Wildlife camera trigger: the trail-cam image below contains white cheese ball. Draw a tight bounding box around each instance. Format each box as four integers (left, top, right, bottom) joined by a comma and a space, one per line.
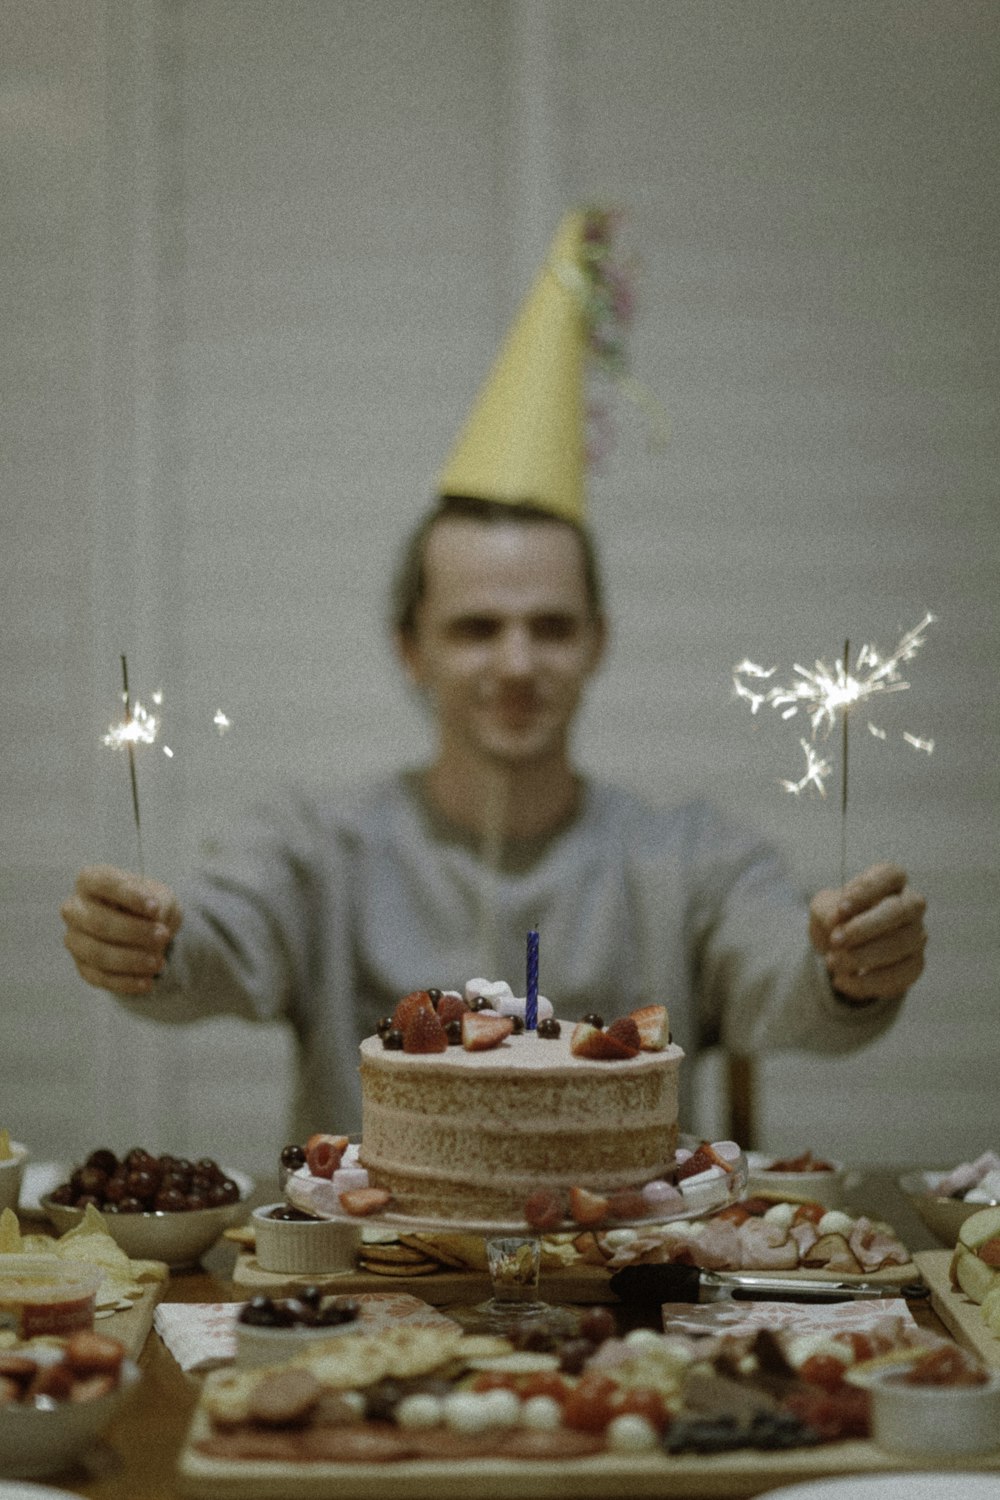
762, 1201, 796, 1228
520, 1394, 562, 1431
442, 1388, 519, 1433
605, 1413, 660, 1453
395, 1393, 444, 1429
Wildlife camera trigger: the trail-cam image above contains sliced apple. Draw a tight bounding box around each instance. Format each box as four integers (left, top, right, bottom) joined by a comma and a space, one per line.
958, 1205, 1000, 1251
950, 1242, 1000, 1305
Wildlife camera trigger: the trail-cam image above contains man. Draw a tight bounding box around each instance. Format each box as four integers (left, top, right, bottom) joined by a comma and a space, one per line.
61, 495, 926, 1136
60, 209, 927, 1137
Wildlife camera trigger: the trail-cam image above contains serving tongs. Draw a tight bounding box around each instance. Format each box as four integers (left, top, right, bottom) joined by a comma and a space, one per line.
608, 1262, 927, 1313
698, 1269, 928, 1302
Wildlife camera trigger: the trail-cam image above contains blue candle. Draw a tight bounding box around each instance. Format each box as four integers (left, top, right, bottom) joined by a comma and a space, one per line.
525, 928, 539, 1032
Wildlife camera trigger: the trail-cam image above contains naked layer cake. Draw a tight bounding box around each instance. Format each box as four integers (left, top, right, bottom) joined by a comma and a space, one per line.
357, 1026, 683, 1222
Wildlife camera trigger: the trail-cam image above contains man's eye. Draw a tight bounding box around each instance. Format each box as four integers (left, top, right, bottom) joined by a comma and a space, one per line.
448, 617, 499, 642
532, 616, 578, 642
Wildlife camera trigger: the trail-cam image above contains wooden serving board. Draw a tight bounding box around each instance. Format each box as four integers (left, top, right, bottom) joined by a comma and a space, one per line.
916, 1248, 1000, 1369
97, 1276, 169, 1360
233, 1252, 921, 1308
232, 1252, 615, 1305
177, 1418, 1000, 1499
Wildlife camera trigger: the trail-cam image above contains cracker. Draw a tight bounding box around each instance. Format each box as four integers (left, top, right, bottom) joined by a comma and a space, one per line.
358, 1258, 439, 1277
379, 1324, 464, 1379
360, 1242, 435, 1266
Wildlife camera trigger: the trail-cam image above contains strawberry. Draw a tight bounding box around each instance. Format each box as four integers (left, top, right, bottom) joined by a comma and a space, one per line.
461, 1012, 513, 1051
569, 1185, 611, 1225
605, 1016, 641, 1056
339, 1186, 391, 1216
403, 1006, 449, 1054
391, 989, 436, 1032
569, 1021, 640, 1061
606, 1189, 648, 1220
629, 1003, 670, 1051
305, 1133, 349, 1178
435, 993, 469, 1028
524, 1187, 565, 1231
675, 1141, 733, 1180
978, 1236, 1000, 1267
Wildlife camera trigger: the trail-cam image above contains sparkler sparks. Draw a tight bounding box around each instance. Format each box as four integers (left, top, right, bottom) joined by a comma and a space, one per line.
733, 613, 936, 885
733, 612, 936, 782
102, 659, 233, 872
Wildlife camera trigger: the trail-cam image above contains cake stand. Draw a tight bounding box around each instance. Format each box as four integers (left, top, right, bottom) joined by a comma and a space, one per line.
286, 1139, 748, 1334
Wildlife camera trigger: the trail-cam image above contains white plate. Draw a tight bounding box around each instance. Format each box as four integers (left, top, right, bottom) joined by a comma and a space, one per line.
758, 1474, 1000, 1499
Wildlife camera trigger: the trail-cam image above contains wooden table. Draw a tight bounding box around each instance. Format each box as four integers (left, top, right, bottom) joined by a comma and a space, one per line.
40, 1171, 978, 1499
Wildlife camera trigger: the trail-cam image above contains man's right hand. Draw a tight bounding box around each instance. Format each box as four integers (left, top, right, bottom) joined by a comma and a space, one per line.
61, 865, 182, 997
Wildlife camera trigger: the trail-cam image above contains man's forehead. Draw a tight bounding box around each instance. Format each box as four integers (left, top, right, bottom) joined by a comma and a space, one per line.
422, 517, 590, 608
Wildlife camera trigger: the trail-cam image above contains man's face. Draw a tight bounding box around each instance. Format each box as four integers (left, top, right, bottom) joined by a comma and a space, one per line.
400, 516, 606, 768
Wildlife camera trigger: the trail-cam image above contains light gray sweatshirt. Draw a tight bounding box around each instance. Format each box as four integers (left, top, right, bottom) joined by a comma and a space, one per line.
126, 773, 901, 1139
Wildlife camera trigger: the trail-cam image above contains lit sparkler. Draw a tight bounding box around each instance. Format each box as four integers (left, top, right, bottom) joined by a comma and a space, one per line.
734, 613, 936, 883
103, 661, 233, 872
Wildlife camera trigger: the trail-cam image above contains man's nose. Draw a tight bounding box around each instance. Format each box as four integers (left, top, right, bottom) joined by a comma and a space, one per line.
494, 624, 535, 675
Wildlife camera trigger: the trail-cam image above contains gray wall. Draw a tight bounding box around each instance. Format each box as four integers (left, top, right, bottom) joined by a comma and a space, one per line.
3, 0, 997, 1178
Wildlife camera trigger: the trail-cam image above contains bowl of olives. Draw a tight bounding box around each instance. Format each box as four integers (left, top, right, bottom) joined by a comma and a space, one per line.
40, 1148, 254, 1267
236, 1288, 361, 1366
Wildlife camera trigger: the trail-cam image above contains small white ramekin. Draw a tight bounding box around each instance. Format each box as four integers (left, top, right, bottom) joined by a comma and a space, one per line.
859, 1366, 1000, 1458
252, 1203, 362, 1275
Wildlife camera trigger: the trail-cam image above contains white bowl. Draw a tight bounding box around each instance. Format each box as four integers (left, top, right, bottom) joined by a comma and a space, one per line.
899, 1169, 1000, 1247
41, 1168, 254, 1268
0, 1350, 140, 1480
854, 1364, 1000, 1458
746, 1152, 846, 1208
0, 1143, 30, 1215
251, 1203, 361, 1275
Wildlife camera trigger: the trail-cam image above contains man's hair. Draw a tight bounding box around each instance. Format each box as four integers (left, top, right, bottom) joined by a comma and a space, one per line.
392, 495, 605, 640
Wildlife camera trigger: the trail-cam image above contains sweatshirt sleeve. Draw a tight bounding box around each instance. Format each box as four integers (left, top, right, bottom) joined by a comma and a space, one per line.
115, 790, 326, 1030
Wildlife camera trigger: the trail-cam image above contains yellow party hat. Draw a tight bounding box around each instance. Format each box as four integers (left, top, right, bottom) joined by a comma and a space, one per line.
438, 208, 630, 524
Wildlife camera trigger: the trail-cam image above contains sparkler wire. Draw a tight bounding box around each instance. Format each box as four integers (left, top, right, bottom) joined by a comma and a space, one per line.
120, 653, 145, 876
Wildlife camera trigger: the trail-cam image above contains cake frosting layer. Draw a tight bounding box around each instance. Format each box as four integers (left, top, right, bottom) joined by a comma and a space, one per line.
358, 1030, 683, 1222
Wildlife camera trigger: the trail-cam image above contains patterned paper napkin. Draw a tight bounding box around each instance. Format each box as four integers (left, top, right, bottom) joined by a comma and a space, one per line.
155, 1292, 456, 1373
661, 1297, 920, 1340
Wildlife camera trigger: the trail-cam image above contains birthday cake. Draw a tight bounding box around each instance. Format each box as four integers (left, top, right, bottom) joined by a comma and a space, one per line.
355, 983, 683, 1223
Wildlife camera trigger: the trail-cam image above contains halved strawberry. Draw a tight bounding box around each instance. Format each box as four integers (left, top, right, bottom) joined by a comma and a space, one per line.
339, 1186, 391, 1216
569, 1185, 611, 1225
605, 1016, 641, 1056
305, 1133, 349, 1178
569, 1022, 640, 1061
629, 1003, 670, 1051
675, 1141, 734, 1180
524, 1187, 566, 1231
403, 1006, 448, 1054
392, 989, 436, 1031
436, 993, 470, 1028
606, 1189, 648, 1220
461, 1012, 513, 1051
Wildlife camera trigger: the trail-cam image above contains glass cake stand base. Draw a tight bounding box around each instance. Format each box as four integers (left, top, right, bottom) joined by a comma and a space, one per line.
448, 1234, 579, 1335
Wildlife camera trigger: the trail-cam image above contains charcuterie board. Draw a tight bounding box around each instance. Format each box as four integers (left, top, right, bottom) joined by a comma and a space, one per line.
916, 1249, 1000, 1370
178, 1423, 1000, 1498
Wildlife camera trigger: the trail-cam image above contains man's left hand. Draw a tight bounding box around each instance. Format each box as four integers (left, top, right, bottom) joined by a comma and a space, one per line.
809, 861, 927, 1004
